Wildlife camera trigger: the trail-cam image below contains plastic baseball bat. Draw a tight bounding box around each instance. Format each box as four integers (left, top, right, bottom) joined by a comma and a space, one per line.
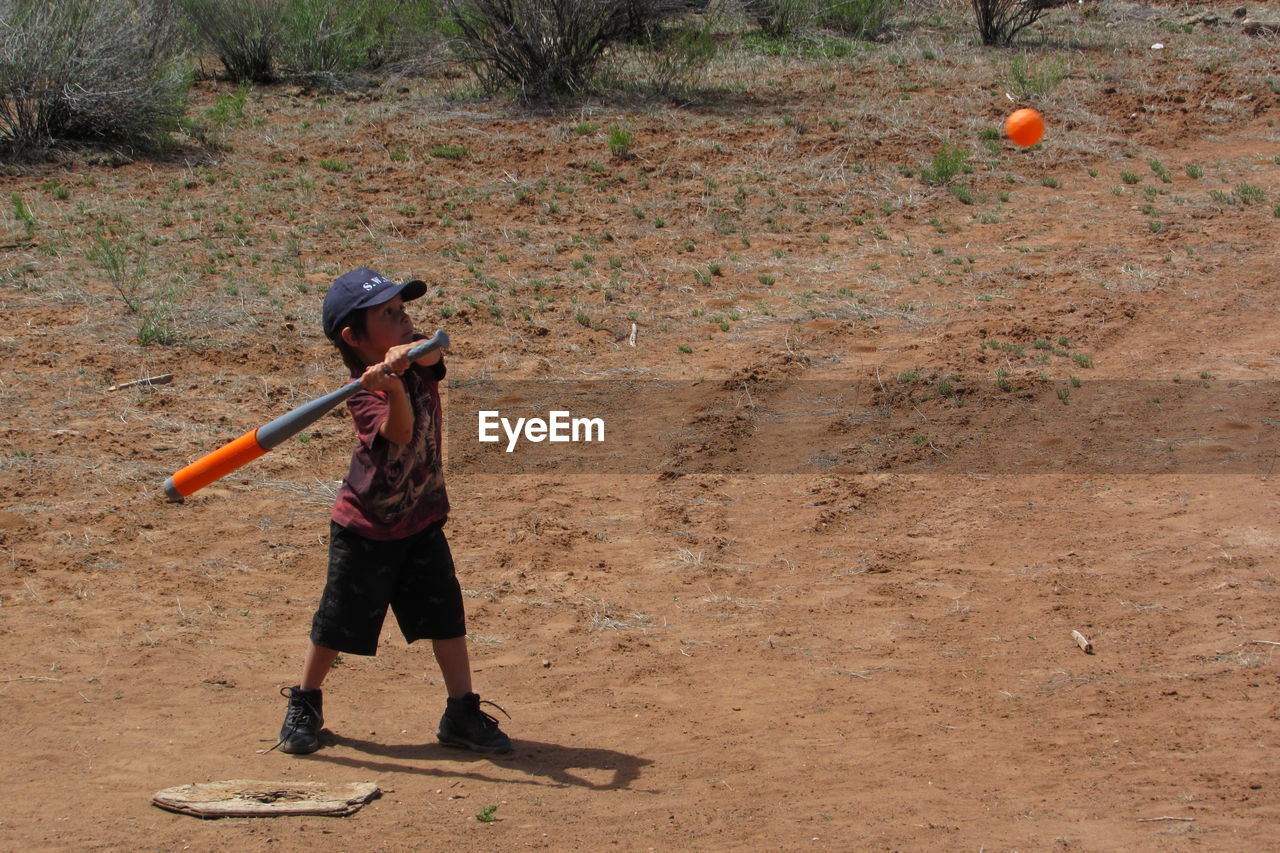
163, 330, 449, 502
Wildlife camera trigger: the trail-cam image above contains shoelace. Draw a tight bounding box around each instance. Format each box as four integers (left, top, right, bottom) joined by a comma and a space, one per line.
284, 699, 319, 728
261, 687, 321, 755
475, 698, 511, 728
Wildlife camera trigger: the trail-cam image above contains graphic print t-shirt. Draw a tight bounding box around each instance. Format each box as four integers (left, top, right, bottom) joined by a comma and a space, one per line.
330, 360, 449, 540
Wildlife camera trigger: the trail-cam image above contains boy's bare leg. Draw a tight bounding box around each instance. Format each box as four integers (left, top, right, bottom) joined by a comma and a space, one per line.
433, 635, 511, 753
301, 641, 340, 690
432, 636, 473, 698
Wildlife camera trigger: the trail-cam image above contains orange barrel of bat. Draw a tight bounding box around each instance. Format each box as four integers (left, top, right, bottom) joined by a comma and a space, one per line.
163, 429, 267, 502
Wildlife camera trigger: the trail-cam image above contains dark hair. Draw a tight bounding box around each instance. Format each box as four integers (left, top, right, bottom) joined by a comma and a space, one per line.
330, 307, 370, 376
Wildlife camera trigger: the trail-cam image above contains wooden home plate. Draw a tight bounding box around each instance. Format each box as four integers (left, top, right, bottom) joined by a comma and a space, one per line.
152, 780, 380, 818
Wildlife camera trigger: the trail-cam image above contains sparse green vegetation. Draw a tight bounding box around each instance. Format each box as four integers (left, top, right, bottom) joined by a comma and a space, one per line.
88, 230, 146, 314
1147, 158, 1172, 183
429, 145, 469, 160
1234, 183, 1266, 205
818, 0, 900, 39
920, 142, 970, 186
1005, 52, 1066, 97
608, 125, 634, 159
137, 311, 179, 346
10, 194, 36, 239
205, 85, 249, 127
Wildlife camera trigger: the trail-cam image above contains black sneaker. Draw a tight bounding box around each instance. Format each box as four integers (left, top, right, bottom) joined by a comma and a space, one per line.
437, 693, 513, 754
278, 686, 324, 755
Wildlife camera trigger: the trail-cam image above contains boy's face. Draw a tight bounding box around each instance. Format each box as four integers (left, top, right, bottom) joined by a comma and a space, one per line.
343, 295, 414, 364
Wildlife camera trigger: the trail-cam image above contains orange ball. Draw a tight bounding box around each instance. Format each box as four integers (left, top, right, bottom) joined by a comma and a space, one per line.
1005, 108, 1045, 147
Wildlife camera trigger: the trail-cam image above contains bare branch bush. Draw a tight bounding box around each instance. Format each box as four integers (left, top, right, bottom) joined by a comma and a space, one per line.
970, 0, 1061, 46
0, 0, 190, 156
446, 0, 677, 100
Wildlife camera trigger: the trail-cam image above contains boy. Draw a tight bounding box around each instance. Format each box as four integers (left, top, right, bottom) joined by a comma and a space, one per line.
277, 267, 511, 756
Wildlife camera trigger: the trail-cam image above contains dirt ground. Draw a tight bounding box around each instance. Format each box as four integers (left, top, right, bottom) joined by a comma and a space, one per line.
2, 1, 1279, 849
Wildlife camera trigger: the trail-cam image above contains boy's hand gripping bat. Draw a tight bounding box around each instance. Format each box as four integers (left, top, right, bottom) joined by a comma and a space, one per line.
163, 330, 449, 502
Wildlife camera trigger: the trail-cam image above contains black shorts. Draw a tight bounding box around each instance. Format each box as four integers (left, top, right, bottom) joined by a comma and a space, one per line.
310, 520, 466, 656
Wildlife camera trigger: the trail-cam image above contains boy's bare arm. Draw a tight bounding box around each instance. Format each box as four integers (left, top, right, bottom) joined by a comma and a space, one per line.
364, 338, 444, 444
378, 383, 414, 444
358, 362, 414, 445
414, 348, 443, 367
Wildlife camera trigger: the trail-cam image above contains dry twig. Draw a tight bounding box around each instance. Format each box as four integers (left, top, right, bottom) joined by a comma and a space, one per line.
107, 374, 172, 392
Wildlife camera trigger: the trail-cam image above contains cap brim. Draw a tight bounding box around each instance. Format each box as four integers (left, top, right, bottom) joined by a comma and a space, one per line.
357, 278, 427, 311
400, 279, 427, 302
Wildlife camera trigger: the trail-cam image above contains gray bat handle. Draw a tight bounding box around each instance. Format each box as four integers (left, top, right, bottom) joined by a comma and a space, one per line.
255, 329, 449, 450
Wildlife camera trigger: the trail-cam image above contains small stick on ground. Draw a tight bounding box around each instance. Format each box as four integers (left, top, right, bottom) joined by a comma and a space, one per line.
1072, 630, 1093, 654
1136, 816, 1195, 822
107, 374, 173, 392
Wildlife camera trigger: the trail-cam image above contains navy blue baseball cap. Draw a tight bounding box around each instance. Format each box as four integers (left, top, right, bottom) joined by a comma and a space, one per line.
322, 267, 426, 340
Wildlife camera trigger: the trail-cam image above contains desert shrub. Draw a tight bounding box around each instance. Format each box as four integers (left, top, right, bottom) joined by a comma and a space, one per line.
446, 0, 671, 99
280, 3, 383, 77
279, 0, 415, 81
375, 0, 450, 68
0, 0, 191, 156
180, 0, 442, 83
817, 0, 898, 39
615, 0, 711, 40
177, 0, 284, 83
632, 12, 718, 96
971, 0, 1064, 46
745, 0, 814, 36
